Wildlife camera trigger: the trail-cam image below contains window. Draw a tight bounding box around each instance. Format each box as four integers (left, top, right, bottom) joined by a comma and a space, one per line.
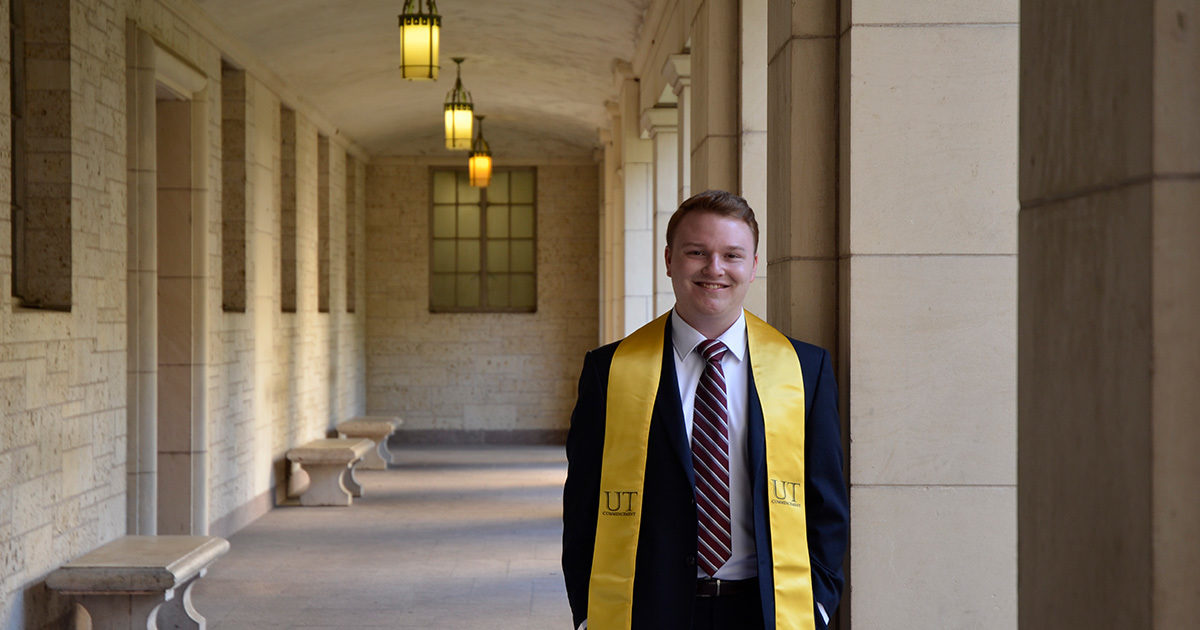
11, 0, 73, 311
430, 168, 536, 312
280, 106, 297, 313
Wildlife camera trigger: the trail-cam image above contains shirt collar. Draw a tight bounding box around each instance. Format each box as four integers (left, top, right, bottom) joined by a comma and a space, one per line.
670, 309, 747, 363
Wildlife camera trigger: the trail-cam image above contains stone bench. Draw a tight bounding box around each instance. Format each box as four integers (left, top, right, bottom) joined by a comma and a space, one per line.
336, 415, 403, 469
286, 437, 373, 506
46, 535, 229, 630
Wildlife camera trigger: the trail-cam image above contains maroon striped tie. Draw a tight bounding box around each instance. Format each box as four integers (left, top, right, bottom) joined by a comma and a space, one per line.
692, 339, 731, 576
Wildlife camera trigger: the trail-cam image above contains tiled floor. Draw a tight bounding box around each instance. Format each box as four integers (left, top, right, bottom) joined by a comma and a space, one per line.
192, 445, 573, 629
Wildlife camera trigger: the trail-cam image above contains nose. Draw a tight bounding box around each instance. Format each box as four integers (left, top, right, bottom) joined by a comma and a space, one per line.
702, 254, 722, 275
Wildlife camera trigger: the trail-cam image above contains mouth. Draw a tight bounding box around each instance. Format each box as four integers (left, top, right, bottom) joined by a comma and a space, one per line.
694, 281, 728, 290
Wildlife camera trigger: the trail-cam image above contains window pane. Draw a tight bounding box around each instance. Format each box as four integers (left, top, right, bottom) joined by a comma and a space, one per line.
487, 241, 509, 272
456, 174, 480, 203
429, 168, 537, 312
457, 205, 480, 238
432, 239, 456, 272
511, 273, 535, 309
433, 204, 456, 238
486, 274, 509, 308
431, 273, 455, 308
456, 273, 479, 307
457, 240, 480, 272
511, 205, 534, 238
488, 171, 510, 201
433, 171, 458, 203
487, 205, 509, 238
511, 239, 534, 272
511, 170, 534, 203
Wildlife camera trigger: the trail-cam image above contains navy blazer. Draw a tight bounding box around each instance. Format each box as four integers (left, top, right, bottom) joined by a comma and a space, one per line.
562, 319, 849, 629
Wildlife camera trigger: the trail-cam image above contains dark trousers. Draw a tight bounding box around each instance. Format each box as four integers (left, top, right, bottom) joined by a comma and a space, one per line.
691, 584, 765, 630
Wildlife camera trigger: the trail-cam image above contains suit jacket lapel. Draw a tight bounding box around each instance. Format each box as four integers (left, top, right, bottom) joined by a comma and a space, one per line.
746, 348, 768, 492
657, 317, 695, 486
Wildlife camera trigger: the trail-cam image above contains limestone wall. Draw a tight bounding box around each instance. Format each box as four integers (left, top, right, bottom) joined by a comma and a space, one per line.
365, 160, 598, 441
0, 0, 366, 626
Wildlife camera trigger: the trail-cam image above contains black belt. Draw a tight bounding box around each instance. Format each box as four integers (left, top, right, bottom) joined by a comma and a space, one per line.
695, 577, 757, 598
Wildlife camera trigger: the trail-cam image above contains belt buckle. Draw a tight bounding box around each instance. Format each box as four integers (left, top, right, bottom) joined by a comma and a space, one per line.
713, 578, 723, 597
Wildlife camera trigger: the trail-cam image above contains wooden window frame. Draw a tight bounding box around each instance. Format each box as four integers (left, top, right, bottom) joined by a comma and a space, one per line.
428, 167, 538, 313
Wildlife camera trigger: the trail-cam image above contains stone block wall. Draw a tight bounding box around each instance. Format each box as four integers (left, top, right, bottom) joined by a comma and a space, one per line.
365, 160, 598, 442
0, 0, 367, 627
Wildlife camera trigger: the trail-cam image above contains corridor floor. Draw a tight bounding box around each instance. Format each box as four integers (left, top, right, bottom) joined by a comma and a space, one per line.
192, 445, 572, 629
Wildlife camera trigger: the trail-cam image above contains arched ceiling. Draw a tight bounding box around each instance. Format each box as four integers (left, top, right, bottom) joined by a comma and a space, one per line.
194, 0, 651, 158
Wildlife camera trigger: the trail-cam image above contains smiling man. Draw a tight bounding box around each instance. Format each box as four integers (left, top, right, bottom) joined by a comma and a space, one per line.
562, 190, 849, 630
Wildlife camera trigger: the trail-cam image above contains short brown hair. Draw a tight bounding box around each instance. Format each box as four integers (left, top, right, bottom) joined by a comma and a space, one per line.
665, 190, 759, 252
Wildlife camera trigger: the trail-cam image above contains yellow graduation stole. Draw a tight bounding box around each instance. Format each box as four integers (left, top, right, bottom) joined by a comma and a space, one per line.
588, 310, 815, 629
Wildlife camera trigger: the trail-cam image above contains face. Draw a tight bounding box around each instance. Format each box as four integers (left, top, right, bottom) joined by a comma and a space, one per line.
665, 211, 758, 338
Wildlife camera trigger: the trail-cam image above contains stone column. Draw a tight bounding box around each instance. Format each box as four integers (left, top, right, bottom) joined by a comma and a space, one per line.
601, 101, 624, 343
766, 2, 838, 349
663, 54, 691, 205
1019, 3, 1200, 628
837, 2, 1018, 628
616, 62, 655, 335
126, 24, 158, 536
689, 0, 739, 193
739, 0, 768, 319
597, 127, 616, 344
641, 107, 678, 316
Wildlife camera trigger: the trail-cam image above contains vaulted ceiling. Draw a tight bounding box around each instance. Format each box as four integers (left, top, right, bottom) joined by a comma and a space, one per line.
194, 0, 652, 159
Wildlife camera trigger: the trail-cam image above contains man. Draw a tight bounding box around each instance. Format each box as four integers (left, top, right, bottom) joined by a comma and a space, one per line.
562, 190, 848, 630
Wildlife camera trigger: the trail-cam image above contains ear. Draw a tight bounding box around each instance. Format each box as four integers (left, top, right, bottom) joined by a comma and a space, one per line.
749, 253, 758, 282
664, 246, 673, 277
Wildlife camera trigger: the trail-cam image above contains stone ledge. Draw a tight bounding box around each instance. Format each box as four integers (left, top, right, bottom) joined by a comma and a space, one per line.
46, 535, 230, 594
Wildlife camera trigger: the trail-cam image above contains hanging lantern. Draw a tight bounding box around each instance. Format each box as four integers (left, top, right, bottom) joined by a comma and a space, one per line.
398, 0, 440, 80
444, 58, 474, 150
468, 115, 492, 188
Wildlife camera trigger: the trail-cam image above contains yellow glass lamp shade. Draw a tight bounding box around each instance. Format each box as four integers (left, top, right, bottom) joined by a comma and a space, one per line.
444, 58, 474, 149
398, 0, 440, 80
468, 115, 492, 188
469, 153, 492, 187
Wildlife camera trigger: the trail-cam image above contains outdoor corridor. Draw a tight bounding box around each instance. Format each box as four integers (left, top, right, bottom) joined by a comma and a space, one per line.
192, 446, 571, 629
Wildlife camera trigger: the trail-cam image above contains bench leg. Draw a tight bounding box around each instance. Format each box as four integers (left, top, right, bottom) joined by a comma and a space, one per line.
356, 438, 389, 470
379, 437, 396, 466
79, 592, 167, 630
157, 572, 207, 629
343, 462, 364, 497
298, 463, 353, 506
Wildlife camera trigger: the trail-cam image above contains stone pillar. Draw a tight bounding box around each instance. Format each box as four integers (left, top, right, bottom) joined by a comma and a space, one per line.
641, 107, 678, 316
597, 127, 615, 344
616, 62, 655, 335
663, 54, 691, 205
1019, 3, 1200, 629
766, 2, 838, 349
838, 2, 1018, 628
739, 0, 768, 319
690, 0, 739, 193
126, 24, 158, 536
601, 100, 624, 343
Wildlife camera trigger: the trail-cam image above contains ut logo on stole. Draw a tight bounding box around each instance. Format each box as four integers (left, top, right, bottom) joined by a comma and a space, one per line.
601, 490, 639, 516
770, 478, 803, 507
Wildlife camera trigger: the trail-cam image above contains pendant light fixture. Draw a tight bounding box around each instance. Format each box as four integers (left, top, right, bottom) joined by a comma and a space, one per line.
468, 115, 493, 188
397, 0, 440, 80
444, 58, 474, 150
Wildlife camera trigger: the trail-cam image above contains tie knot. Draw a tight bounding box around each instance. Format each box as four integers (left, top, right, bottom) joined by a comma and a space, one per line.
699, 339, 727, 364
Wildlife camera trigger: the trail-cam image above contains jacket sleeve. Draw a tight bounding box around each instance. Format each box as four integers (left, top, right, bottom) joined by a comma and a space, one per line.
805, 347, 849, 622
562, 350, 606, 628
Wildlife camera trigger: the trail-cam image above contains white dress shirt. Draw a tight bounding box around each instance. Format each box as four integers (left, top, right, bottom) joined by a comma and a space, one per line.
670, 310, 756, 580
